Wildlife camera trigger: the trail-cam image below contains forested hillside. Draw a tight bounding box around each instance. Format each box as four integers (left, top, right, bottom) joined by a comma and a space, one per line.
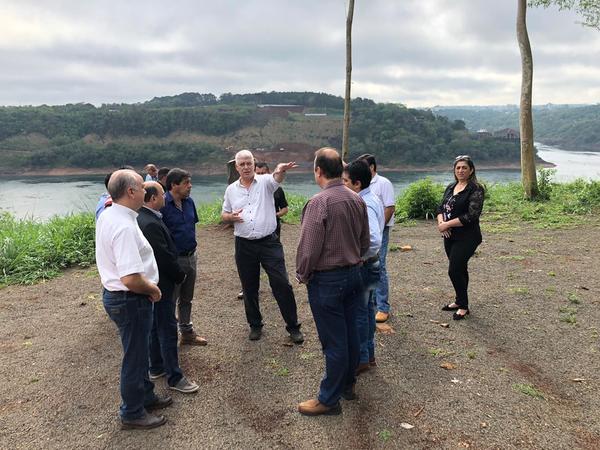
434, 104, 600, 151
0, 92, 520, 173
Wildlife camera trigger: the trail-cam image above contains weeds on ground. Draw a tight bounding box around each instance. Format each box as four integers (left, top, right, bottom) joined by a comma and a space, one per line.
377, 429, 392, 442
513, 383, 545, 399
0, 212, 95, 285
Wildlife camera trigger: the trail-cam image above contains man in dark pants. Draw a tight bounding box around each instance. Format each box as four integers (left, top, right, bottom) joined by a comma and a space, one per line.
96, 169, 171, 430
296, 148, 370, 416
137, 181, 200, 394
236, 161, 290, 300
161, 168, 207, 346
221, 150, 303, 343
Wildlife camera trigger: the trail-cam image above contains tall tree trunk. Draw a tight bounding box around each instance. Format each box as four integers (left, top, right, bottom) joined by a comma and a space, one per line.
517, 0, 538, 199
342, 0, 355, 161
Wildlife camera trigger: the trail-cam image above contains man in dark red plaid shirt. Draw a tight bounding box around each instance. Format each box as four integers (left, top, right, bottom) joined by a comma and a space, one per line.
296, 147, 370, 416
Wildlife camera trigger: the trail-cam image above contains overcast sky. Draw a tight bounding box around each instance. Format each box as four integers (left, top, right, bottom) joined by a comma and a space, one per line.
2, 0, 599, 107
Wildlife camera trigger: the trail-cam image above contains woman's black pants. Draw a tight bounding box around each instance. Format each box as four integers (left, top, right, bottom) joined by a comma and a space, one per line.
444, 238, 480, 309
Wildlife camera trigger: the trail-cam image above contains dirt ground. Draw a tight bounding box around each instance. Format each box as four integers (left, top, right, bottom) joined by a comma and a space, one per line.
1, 219, 599, 449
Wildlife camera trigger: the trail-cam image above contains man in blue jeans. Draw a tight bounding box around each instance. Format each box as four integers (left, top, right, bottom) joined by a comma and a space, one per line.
296, 148, 369, 416
358, 154, 396, 323
342, 160, 385, 374
137, 181, 200, 394
96, 169, 172, 430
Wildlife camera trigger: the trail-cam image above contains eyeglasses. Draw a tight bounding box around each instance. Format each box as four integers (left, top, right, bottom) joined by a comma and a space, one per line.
455, 155, 471, 161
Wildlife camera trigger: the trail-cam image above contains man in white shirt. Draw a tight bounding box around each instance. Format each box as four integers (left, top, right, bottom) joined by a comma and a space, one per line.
96, 169, 170, 430
358, 154, 396, 323
222, 150, 303, 343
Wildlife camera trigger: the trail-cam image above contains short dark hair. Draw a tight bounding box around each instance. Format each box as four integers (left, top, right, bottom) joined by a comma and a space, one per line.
144, 184, 160, 202
158, 167, 170, 179
315, 148, 343, 179
345, 159, 372, 190
104, 171, 113, 189
357, 153, 377, 172
166, 168, 191, 191
255, 161, 269, 171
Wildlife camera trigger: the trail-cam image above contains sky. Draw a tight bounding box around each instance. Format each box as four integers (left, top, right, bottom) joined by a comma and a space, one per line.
1, 0, 600, 107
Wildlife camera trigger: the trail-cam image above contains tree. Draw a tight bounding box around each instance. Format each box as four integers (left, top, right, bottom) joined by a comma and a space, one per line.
530, 1, 600, 29
517, 0, 538, 199
342, 0, 355, 161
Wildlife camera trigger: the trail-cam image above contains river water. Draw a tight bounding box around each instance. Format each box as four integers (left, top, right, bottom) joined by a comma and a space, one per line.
1, 144, 598, 220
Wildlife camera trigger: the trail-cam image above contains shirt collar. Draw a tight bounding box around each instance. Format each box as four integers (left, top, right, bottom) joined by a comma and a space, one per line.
235, 176, 257, 188
143, 205, 163, 219
323, 179, 344, 190
112, 202, 139, 219
358, 187, 371, 198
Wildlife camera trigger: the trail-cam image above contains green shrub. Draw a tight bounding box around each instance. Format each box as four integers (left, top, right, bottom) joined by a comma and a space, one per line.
396, 178, 445, 220
536, 168, 556, 201
0, 212, 95, 285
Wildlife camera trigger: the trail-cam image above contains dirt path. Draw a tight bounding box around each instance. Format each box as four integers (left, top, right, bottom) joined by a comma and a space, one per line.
1, 220, 599, 449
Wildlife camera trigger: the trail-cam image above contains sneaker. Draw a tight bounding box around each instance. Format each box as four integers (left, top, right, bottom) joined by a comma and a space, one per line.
289, 329, 304, 344
169, 377, 200, 394
249, 327, 262, 341
149, 371, 166, 380
237, 290, 244, 300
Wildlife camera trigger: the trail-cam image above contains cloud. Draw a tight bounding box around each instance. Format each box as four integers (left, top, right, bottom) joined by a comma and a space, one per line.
0, 0, 599, 106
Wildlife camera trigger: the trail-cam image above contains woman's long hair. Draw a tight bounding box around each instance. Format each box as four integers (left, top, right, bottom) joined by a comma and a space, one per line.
453, 155, 485, 191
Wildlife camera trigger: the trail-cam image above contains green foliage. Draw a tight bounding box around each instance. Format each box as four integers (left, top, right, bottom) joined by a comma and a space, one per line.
536, 168, 556, 201
513, 383, 545, 399
396, 178, 445, 220
196, 200, 224, 226
0, 212, 95, 285
282, 194, 308, 225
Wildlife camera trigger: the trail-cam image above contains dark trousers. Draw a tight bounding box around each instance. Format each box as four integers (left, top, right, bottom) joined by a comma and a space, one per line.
235, 234, 300, 332
307, 265, 361, 406
103, 290, 159, 420
358, 259, 380, 364
149, 284, 184, 387
444, 238, 480, 309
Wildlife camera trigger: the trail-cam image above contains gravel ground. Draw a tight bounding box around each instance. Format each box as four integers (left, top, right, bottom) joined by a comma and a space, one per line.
1, 219, 599, 449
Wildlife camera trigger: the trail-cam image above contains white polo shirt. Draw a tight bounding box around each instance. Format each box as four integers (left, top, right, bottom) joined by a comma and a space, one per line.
370, 173, 395, 227
95, 203, 159, 291
222, 174, 280, 239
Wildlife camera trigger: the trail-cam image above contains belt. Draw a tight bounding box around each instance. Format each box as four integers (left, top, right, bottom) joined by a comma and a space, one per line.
314, 263, 359, 274
364, 254, 380, 265
236, 233, 276, 243
179, 249, 196, 257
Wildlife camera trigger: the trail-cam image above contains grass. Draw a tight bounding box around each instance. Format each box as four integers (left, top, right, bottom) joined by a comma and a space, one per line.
377, 429, 392, 442
0, 212, 95, 286
512, 383, 545, 399
567, 292, 581, 304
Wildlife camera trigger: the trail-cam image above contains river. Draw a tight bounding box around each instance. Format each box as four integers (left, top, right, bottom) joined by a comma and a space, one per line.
1, 144, 598, 220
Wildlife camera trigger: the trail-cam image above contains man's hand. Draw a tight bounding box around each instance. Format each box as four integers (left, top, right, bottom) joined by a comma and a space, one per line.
231, 208, 244, 222
273, 162, 299, 183
149, 285, 162, 302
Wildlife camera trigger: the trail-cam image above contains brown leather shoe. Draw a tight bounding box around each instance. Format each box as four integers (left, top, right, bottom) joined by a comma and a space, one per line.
180, 331, 208, 346
121, 412, 166, 430
375, 311, 390, 323
298, 399, 341, 416
356, 362, 370, 375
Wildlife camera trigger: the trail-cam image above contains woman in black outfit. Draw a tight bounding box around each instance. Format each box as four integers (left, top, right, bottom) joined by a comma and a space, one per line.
436, 155, 485, 320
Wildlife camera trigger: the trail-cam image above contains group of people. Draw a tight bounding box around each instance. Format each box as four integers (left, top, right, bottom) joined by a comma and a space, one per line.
95, 148, 484, 429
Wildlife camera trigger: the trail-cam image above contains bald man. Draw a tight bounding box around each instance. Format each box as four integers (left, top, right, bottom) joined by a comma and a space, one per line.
96, 170, 170, 430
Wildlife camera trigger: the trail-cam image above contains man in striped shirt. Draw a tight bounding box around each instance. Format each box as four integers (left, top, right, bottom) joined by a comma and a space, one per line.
296, 148, 370, 416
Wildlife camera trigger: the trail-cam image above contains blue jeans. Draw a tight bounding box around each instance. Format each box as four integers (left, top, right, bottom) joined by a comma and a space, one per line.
103, 290, 159, 420
307, 265, 361, 407
375, 227, 391, 313
149, 284, 184, 387
358, 259, 380, 364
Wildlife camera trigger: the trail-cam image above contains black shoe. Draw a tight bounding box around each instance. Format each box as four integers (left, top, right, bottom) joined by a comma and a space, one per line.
121, 412, 166, 430
453, 310, 470, 320
237, 290, 244, 300
442, 303, 460, 311
249, 327, 262, 341
341, 384, 357, 400
289, 329, 304, 344
145, 395, 173, 411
